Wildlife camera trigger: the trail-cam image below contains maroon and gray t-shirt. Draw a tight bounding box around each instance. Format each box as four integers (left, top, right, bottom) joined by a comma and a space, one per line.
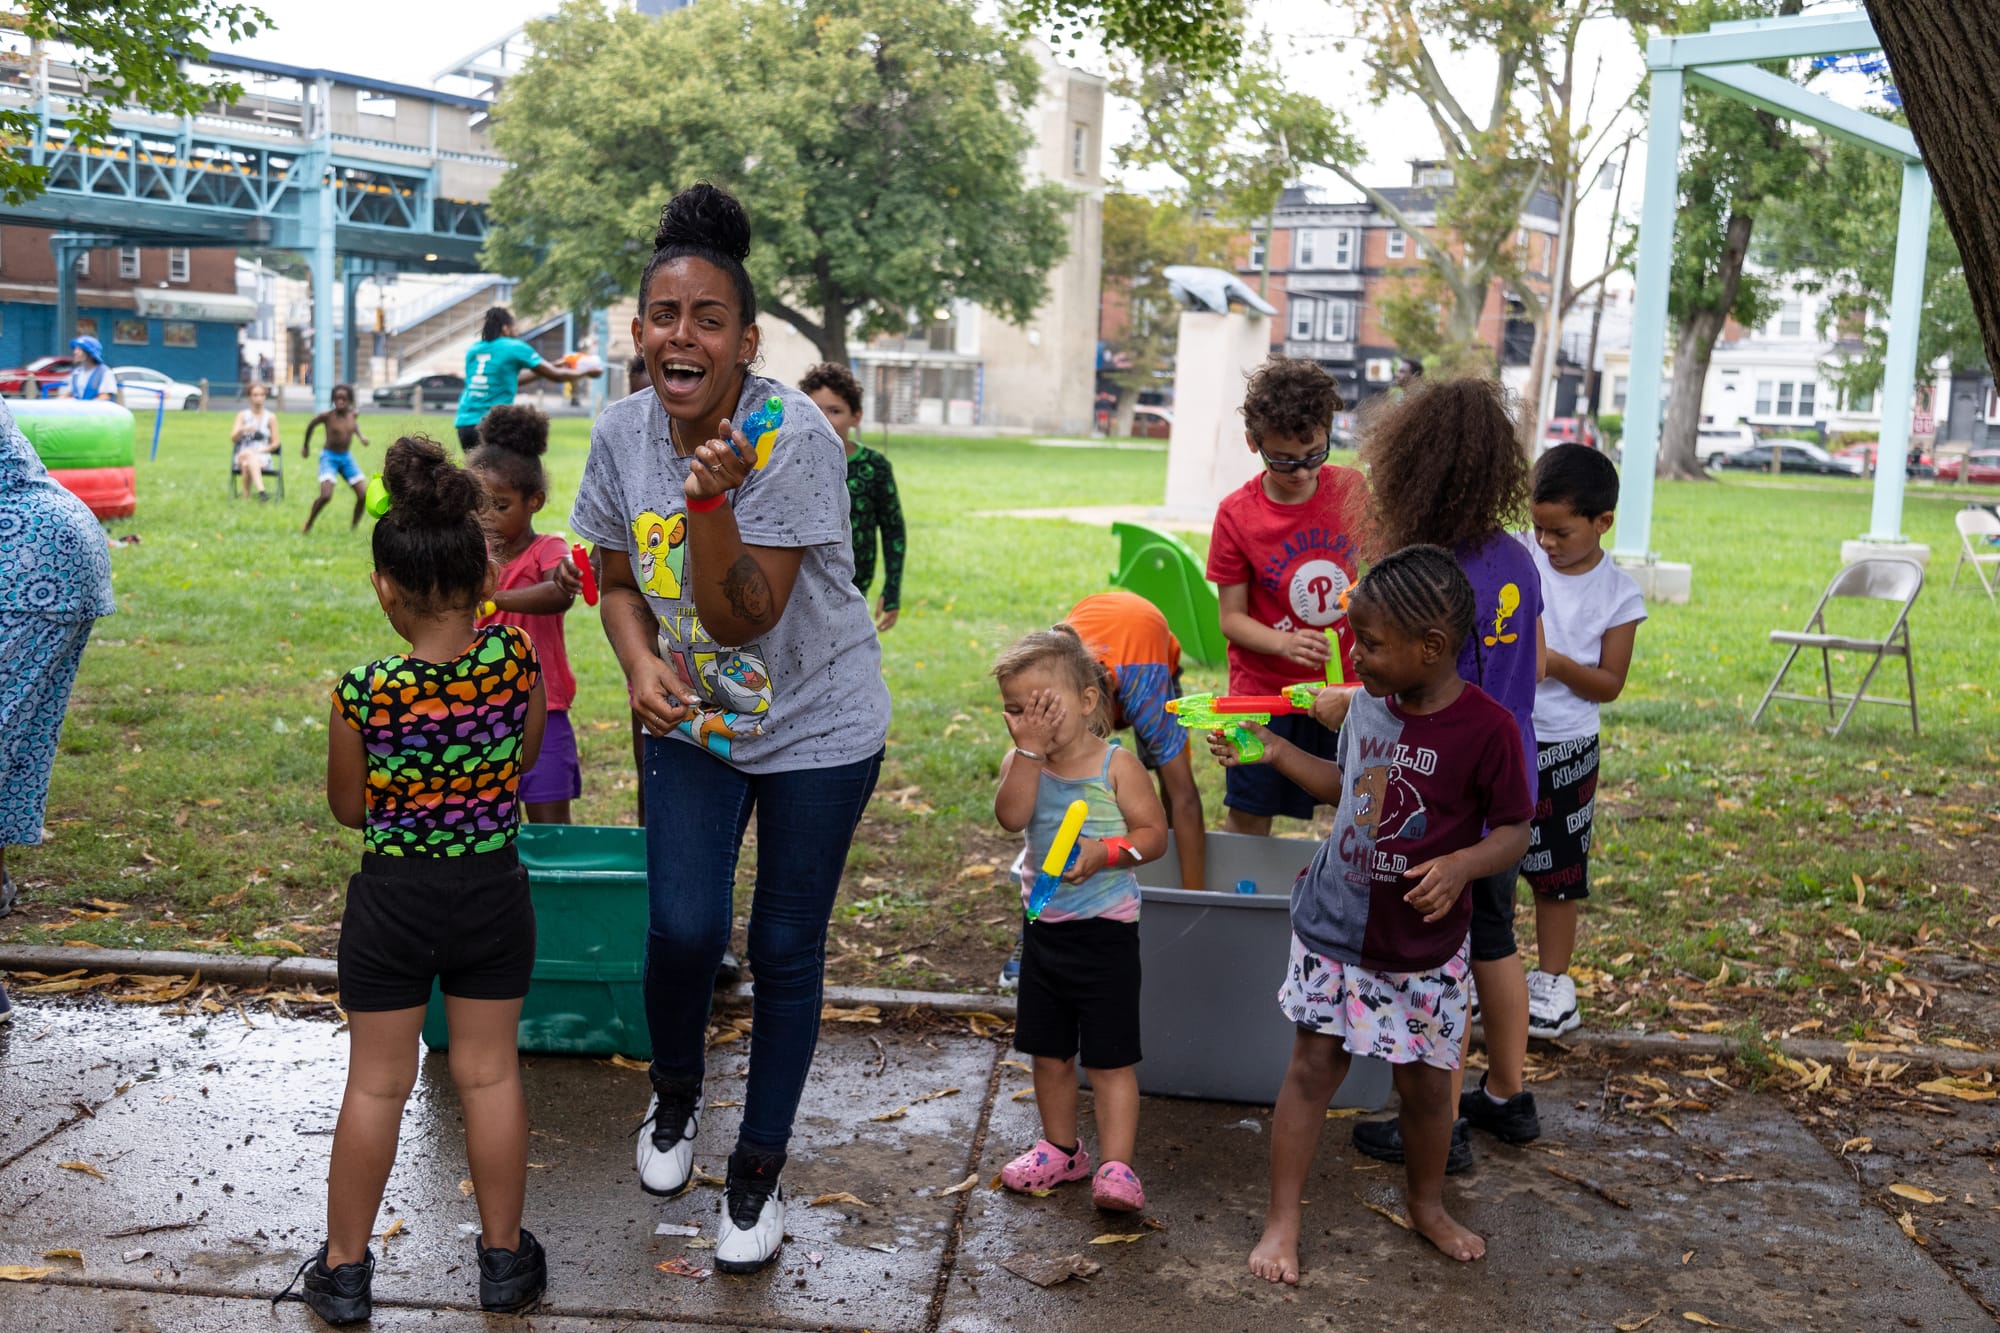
1292, 685, 1533, 972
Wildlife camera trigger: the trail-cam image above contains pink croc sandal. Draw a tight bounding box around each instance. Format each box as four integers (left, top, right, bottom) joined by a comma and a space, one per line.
999, 1140, 1093, 1194
1092, 1161, 1146, 1212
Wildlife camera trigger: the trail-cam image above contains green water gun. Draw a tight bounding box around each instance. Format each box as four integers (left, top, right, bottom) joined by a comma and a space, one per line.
1165, 684, 1321, 762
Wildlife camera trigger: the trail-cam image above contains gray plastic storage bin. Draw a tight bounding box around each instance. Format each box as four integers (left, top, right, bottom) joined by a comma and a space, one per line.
1130, 831, 1391, 1109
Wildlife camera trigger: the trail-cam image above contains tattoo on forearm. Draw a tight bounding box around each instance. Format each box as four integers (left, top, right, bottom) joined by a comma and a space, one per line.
721, 554, 772, 626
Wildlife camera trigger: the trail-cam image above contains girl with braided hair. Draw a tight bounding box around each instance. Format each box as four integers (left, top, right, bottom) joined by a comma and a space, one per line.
1351, 377, 1547, 1174
1213, 544, 1532, 1279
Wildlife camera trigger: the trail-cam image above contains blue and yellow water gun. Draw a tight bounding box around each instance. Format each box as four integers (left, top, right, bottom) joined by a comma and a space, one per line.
739, 396, 784, 469
1025, 800, 1089, 922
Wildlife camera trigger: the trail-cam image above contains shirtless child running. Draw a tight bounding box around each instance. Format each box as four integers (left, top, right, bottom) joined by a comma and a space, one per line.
301, 384, 372, 534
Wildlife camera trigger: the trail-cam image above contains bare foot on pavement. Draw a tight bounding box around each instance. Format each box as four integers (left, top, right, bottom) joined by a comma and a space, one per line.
1409, 1199, 1485, 1262
1248, 1217, 1301, 1284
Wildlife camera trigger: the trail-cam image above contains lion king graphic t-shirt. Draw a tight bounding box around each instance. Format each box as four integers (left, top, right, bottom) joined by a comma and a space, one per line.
1204, 467, 1367, 695
1291, 685, 1531, 972
569, 374, 890, 773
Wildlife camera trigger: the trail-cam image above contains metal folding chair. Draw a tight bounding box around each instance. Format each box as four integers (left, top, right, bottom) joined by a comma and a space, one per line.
1752, 557, 1922, 737
1950, 507, 2000, 601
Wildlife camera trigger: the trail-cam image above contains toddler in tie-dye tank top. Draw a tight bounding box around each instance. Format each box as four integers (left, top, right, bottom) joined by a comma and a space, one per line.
990, 628, 1168, 1216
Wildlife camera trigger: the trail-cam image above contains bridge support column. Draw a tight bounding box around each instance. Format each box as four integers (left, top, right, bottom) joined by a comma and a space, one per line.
342, 264, 366, 389
308, 152, 338, 412
49, 233, 116, 364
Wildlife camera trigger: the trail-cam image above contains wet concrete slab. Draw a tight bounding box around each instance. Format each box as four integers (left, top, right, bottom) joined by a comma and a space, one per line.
0, 996, 168, 1167
942, 1064, 1995, 1332
0, 1005, 994, 1331
0, 1283, 715, 1331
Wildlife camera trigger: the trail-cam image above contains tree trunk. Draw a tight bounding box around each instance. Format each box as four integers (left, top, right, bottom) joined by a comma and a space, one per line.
1518, 317, 1549, 453
1866, 0, 2000, 376
1657, 209, 1754, 480
1111, 384, 1139, 438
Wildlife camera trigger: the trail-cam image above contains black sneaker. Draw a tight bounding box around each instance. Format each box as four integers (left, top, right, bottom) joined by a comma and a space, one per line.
1458, 1075, 1542, 1143
715, 1145, 787, 1274
1349, 1116, 1474, 1175
714, 950, 743, 988
477, 1226, 547, 1313
272, 1244, 372, 1325
0, 871, 17, 917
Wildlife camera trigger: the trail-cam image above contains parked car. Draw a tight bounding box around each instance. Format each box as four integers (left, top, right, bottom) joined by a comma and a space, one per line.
1544, 416, 1585, 444
1833, 441, 1936, 478
111, 366, 204, 411
1129, 404, 1172, 439
1936, 450, 2000, 485
1695, 424, 1756, 460
0, 355, 72, 397
372, 373, 465, 410
1713, 442, 1865, 477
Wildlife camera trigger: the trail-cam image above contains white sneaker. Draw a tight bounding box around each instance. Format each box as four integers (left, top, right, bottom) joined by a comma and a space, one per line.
636, 1089, 702, 1196
1527, 971, 1580, 1038
714, 1178, 784, 1274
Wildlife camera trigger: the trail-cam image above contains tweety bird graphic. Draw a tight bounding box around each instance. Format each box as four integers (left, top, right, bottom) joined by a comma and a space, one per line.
1484, 583, 1520, 647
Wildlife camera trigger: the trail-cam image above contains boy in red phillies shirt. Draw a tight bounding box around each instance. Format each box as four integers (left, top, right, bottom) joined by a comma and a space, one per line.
1203, 359, 1368, 835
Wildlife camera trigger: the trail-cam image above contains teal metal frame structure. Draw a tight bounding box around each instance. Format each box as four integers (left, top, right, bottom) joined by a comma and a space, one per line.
1617, 11, 1931, 560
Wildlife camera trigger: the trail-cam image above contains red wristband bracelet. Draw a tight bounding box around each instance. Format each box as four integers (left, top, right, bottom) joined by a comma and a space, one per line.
686, 491, 728, 514
1101, 835, 1140, 866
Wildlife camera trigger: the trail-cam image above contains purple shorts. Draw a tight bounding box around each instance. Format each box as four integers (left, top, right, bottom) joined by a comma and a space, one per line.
519, 709, 582, 805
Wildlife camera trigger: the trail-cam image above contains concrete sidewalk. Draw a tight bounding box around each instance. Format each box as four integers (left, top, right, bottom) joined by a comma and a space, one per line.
0, 1001, 1990, 1332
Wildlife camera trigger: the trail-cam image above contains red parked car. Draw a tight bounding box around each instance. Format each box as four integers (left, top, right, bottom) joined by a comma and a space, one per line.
0, 355, 72, 396
1833, 442, 1936, 478
1936, 449, 2000, 485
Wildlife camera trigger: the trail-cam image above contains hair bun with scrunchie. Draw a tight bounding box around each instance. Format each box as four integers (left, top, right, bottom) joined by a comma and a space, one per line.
653, 182, 752, 264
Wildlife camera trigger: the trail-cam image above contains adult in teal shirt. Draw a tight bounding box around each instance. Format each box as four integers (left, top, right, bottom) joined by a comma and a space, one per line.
452, 307, 602, 448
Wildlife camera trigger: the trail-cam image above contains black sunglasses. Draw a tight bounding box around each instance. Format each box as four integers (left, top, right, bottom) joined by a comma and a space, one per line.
1258, 445, 1330, 473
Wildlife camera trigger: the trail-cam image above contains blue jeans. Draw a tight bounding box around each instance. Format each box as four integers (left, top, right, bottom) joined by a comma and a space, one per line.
642, 736, 882, 1153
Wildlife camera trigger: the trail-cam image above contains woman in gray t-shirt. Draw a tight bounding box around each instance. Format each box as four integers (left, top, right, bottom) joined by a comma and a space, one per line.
570, 185, 890, 1275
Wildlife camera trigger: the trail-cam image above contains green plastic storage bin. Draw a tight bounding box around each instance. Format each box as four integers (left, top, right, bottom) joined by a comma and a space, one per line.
421, 824, 653, 1059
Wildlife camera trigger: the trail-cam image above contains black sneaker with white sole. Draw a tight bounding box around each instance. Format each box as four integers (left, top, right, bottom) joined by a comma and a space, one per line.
1349, 1116, 1474, 1174
271, 1244, 373, 1326
477, 1226, 547, 1312
1457, 1075, 1542, 1142
636, 1075, 703, 1196
714, 1146, 786, 1274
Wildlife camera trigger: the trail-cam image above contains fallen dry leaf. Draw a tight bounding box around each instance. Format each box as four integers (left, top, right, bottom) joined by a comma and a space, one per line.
1895, 1210, 1925, 1245
956, 862, 998, 881
1888, 1184, 1945, 1205
656, 1256, 710, 1279
1840, 1137, 1873, 1155
1613, 1315, 1661, 1332
0, 1266, 59, 1282
604, 1054, 649, 1072
1325, 1107, 1362, 1119
1361, 1200, 1410, 1230
870, 1106, 909, 1123
1011, 1089, 1036, 1102
458, 1179, 475, 1197
57, 1161, 105, 1181
1001, 1250, 1101, 1287
1682, 1316, 1721, 1328
808, 1192, 871, 1208
821, 1003, 883, 1024
940, 1173, 979, 1196
914, 1086, 961, 1103
1087, 1232, 1145, 1244
999, 1059, 1032, 1073
1915, 1077, 1995, 1103
1933, 1038, 1982, 1052
379, 1219, 405, 1242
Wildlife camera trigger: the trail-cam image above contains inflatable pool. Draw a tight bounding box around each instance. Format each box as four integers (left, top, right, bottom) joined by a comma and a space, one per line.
12, 398, 136, 519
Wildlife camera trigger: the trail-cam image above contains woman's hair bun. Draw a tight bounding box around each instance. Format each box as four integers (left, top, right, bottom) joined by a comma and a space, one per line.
383, 435, 484, 526
654, 182, 751, 264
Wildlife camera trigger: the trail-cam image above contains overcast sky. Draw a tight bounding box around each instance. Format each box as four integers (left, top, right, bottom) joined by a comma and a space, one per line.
220, 1, 1889, 294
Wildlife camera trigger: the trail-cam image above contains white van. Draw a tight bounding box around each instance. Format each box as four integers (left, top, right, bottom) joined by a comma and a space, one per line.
1696, 424, 1756, 461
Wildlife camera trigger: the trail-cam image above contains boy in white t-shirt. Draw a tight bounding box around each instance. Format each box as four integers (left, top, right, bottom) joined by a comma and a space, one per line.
1518, 446, 1646, 1037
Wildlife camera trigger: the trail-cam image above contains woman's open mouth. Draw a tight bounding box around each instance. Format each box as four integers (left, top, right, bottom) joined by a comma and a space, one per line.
656, 359, 708, 400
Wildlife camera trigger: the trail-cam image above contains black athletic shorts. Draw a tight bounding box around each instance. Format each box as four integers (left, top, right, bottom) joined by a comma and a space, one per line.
456, 423, 482, 450
1013, 915, 1142, 1070
1468, 862, 1524, 962
1521, 735, 1598, 902
337, 845, 535, 1012
1222, 712, 1341, 821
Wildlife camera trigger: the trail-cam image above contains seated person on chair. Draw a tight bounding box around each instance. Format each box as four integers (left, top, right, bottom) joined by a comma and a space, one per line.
232, 383, 281, 501
55, 336, 118, 403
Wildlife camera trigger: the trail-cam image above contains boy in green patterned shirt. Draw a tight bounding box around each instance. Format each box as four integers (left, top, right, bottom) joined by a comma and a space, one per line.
802, 362, 905, 631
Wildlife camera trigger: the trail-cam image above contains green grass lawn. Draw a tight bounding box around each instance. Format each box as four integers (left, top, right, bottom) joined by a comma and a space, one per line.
10, 409, 2000, 1047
